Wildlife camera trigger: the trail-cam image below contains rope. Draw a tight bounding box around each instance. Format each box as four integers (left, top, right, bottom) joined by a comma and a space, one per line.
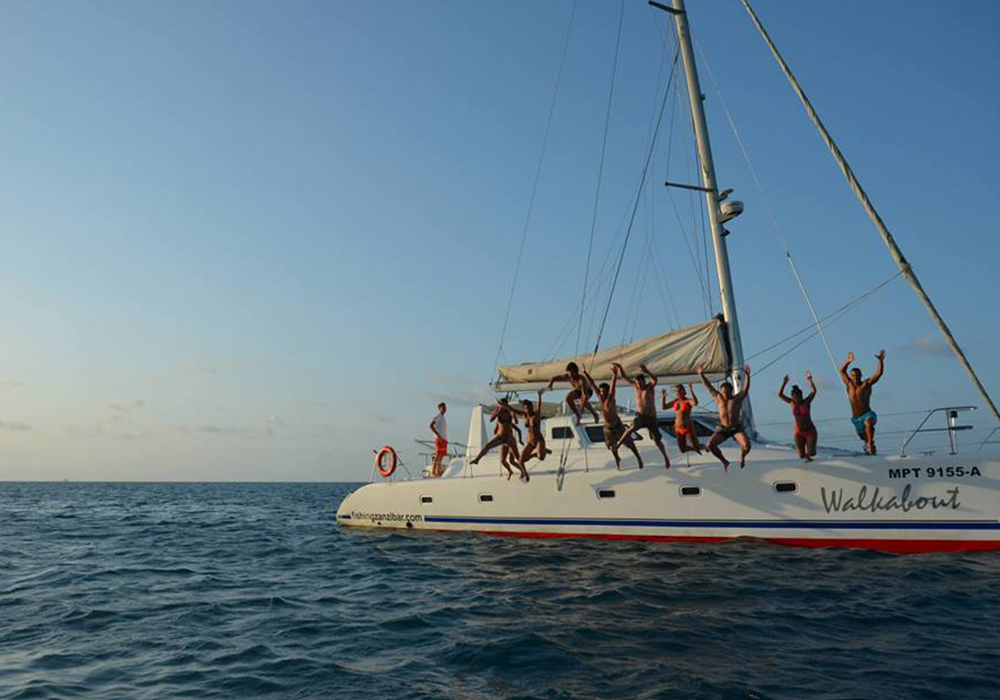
592, 50, 679, 355
695, 38, 837, 373
747, 271, 903, 376
490, 0, 578, 380
576, 0, 625, 358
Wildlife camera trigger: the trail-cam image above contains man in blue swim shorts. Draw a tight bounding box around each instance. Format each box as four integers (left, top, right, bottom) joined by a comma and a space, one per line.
839, 350, 886, 455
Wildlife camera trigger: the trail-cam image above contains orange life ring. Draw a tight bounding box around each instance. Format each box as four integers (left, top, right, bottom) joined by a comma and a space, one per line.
375, 446, 397, 478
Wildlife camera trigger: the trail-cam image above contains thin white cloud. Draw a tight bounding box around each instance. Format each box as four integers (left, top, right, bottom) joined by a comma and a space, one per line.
904, 335, 951, 358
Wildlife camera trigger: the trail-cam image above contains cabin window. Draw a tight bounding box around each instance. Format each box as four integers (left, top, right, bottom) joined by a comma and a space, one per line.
585, 426, 605, 443
478, 494, 494, 503
598, 489, 616, 499
551, 426, 574, 440
774, 481, 798, 494
420, 495, 433, 504
680, 486, 701, 497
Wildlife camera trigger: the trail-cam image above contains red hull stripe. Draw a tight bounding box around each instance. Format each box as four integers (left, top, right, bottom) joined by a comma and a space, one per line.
472, 529, 1000, 554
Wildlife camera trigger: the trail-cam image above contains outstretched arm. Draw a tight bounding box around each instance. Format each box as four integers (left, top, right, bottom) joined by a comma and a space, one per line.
805, 370, 817, 402
778, 374, 792, 404
839, 351, 854, 385
609, 366, 619, 396
867, 350, 886, 386
612, 362, 635, 387
536, 389, 544, 414
737, 364, 751, 399
547, 373, 569, 390
696, 366, 720, 400
640, 364, 657, 387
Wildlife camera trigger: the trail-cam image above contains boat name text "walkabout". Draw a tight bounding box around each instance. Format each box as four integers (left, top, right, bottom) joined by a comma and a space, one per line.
820, 484, 960, 514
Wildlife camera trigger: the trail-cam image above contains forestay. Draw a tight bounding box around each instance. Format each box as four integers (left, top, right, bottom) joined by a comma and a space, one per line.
495, 317, 730, 392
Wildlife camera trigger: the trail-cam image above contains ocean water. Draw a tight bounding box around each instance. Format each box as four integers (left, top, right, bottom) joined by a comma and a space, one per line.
2, 482, 1000, 700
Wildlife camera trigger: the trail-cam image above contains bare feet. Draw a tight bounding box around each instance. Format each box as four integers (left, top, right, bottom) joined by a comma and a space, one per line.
740, 453, 747, 469
470, 457, 480, 466
722, 459, 730, 472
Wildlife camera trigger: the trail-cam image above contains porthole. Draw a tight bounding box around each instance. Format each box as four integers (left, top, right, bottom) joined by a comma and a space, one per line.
774, 481, 797, 494
420, 495, 433, 504
478, 494, 494, 503
598, 489, 616, 499
680, 486, 701, 497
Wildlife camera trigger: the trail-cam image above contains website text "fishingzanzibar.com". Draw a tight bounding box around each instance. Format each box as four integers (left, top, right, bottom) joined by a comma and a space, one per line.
351, 511, 424, 523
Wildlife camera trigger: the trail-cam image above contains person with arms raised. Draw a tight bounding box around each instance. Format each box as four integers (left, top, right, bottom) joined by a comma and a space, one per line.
840, 350, 885, 455
614, 363, 670, 469
779, 372, 818, 462
584, 366, 644, 470
697, 364, 752, 471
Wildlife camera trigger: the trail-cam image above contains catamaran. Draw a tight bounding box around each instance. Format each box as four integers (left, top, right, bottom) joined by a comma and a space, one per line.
337, 0, 1000, 553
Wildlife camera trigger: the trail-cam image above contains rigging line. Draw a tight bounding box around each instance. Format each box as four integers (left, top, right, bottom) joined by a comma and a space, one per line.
576, 0, 626, 359
592, 50, 679, 356
695, 38, 837, 372
748, 273, 902, 376
663, 76, 712, 313
746, 270, 902, 362
740, 0, 1000, 430
491, 0, 579, 380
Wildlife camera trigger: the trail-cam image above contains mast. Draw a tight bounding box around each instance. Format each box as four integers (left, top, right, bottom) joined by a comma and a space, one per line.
655, 0, 755, 434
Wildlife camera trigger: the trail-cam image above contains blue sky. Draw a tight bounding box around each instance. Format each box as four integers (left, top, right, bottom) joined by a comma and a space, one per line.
1, 0, 998, 481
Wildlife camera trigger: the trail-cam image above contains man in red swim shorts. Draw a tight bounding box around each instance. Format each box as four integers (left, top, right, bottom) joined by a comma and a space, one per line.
429, 402, 448, 477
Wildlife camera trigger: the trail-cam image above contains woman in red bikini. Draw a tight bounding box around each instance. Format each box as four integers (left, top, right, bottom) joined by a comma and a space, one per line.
779, 371, 818, 461
662, 384, 703, 454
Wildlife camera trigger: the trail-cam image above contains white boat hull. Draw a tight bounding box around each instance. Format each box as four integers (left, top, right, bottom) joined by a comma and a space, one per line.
338, 439, 1000, 553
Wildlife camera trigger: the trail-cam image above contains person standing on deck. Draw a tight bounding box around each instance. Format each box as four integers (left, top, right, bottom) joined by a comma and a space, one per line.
662, 384, 703, 454
547, 362, 600, 423
779, 372, 818, 461
429, 402, 447, 477
839, 350, 886, 455
614, 363, 670, 469
697, 364, 752, 471
584, 366, 644, 470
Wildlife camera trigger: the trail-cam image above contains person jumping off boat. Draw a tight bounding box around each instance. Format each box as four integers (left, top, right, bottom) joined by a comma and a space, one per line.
779, 372, 817, 461
509, 390, 552, 466
663, 384, 703, 454
470, 398, 529, 481
584, 366, 644, 470
840, 350, 885, 455
697, 364, 752, 471
614, 363, 670, 469
547, 362, 600, 423
429, 402, 447, 477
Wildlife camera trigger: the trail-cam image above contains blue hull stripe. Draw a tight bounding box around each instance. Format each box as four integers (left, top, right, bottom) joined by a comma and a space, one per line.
423, 516, 1000, 531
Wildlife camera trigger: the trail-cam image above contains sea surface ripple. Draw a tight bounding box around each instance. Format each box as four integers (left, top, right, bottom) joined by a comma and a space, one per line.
2, 481, 1000, 700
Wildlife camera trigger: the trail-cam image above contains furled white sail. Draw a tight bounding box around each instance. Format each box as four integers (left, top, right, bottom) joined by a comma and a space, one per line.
495, 317, 730, 391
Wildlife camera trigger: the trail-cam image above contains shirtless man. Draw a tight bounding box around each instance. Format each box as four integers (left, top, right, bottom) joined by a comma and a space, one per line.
662, 385, 702, 454
470, 398, 529, 481
584, 366, 643, 470
547, 361, 600, 423
697, 364, 752, 471
493, 412, 522, 476
509, 390, 552, 466
840, 350, 885, 455
429, 402, 447, 477
614, 363, 670, 468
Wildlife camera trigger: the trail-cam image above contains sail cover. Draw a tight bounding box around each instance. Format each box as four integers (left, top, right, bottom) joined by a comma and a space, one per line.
495, 317, 730, 391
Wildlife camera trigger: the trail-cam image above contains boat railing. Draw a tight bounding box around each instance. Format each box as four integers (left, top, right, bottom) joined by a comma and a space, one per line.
899, 406, 976, 457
